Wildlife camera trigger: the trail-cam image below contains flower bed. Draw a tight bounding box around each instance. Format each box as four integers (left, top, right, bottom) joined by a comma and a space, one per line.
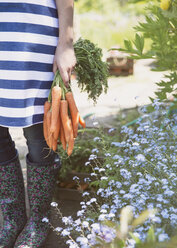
47, 101, 177, 248
55, 171, 95, 202
57, 107, 140, 179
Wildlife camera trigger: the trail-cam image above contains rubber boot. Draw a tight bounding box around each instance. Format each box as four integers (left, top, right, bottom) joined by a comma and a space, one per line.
14, 154, 61, 248
0, 154, 27, 248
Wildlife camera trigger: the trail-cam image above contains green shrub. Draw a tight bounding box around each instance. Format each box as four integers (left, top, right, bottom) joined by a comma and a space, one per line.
118, 0, 177, 105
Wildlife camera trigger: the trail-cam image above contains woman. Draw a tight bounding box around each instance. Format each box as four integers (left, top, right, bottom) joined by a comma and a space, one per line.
0, 0, 76, 247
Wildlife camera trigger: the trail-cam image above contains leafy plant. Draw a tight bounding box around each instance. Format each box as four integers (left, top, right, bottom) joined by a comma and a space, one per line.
87, 102, 177, 237
57, 128, 104, 178
57, 107, 140, 179
89, 207, 159, 248
50, 38, 109, 104
48, 203, 177, 248
45, 101, 177, 248
74, 38, 109, 103
116, 0, 177, 105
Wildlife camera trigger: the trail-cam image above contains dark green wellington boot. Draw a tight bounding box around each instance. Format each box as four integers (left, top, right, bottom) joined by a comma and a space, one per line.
0, 153, 27, 248
14, 154, 61, 248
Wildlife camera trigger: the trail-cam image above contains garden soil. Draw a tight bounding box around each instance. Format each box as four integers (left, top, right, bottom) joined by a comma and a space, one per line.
0, 59, 165, 247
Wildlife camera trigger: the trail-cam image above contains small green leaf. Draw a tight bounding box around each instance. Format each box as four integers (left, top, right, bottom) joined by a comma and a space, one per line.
129, 232, 141, 244
133, 34, 144, 55
124, 40, 133, 51
131, 209, 157, 227
146, 226, 156, 243
102, 220, 116, 228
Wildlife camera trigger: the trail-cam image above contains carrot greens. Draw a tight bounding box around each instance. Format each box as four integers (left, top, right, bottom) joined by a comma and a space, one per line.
74, 38, 109, 103
44, 38, 107, 155
49, 38, 109, 104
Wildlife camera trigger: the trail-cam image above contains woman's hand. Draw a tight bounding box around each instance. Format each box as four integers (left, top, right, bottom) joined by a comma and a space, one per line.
53, 42, 76, 87
54, 0, 75, 87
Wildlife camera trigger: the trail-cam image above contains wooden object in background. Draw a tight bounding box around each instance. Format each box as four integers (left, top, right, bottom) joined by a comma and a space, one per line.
107, 48, 134, 76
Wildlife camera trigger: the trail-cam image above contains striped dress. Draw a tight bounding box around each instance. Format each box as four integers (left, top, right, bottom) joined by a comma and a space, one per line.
0, 0, 59, 127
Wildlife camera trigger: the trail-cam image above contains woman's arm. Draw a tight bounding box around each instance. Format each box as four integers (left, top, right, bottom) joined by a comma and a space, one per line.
53, 0, 76, 87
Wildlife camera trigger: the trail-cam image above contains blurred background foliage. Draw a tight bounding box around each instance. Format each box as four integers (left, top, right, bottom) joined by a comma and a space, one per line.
74, 0, 148, 49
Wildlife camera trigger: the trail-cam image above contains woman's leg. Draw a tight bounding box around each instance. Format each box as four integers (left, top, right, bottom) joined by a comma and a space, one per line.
23, 122, 57, 164
0, 126, 16, 163
0, 126, 27, 248
14, 123, 61, 248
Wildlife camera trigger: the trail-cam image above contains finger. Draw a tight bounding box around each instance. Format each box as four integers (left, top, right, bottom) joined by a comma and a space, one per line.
68, 68, 72, 80
53, 61, 57, 74
60, 68, 70, 87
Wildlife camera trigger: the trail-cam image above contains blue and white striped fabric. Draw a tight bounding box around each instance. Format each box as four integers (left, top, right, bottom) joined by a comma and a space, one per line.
0, 0, 59, 127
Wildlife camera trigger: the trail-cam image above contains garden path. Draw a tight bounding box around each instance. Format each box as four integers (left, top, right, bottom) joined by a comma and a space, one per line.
71, 59, 164, 127
0, 59, 165, 247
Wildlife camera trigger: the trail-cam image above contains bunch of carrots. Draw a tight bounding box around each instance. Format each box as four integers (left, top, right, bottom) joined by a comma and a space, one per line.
43, 70, 86, 156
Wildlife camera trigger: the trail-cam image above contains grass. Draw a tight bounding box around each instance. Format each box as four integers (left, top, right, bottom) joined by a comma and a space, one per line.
74, 1, 150, 50
76, 15, 139, 50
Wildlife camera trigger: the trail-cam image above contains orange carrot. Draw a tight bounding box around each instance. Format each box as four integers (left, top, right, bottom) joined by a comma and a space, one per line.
46, 111, 53, 149
50, 86, 61, 133
53, 113, 61, 141
60, 122, 66, 151
67, 118, 75, 156
43, 118, 48, 144
52, 137, 58, 152
65, 91, 79, 138
52, 112, 61, 152
44, 100, 51, 114
60, 100, 72, 144
79, 114, 86, 128
43, 101, 51, 143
